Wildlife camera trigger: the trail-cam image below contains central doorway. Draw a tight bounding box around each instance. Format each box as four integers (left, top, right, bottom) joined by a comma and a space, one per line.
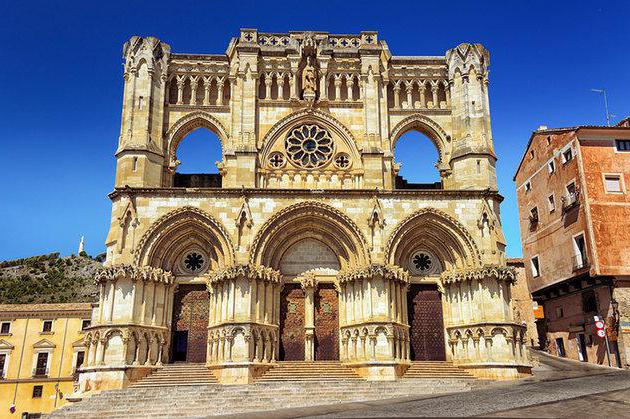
171, 284, 209, 363
407, 283, 446, 361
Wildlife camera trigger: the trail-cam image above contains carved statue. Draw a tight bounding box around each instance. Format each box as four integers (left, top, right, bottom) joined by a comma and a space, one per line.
301, 56, 317, 97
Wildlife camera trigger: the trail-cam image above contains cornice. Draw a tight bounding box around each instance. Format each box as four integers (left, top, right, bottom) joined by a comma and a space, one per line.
95, 265, 174, 285
440, 265, 516, 285
109, 187, 503, 201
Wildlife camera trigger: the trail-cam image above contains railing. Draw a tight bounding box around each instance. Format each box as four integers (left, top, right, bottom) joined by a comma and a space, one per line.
173, 173, 222, 188
572, 254, 589, 271
32, 367, 48, 377
562, 191, 580, 212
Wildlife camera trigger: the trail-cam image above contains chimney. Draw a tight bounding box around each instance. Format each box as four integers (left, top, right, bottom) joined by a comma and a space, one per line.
537, 125, 548, 131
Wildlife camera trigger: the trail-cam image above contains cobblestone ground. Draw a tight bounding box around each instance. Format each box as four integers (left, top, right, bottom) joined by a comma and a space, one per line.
228, 351, 630, 418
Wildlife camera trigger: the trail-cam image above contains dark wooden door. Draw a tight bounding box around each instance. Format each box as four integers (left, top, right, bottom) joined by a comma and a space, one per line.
280, 283, 305, 361
314, 284, 339, 360
172, 284, 209, 363
407, 284, 446, 361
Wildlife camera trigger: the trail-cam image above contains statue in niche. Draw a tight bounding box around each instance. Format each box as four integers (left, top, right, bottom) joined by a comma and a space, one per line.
301, 56, 317, 100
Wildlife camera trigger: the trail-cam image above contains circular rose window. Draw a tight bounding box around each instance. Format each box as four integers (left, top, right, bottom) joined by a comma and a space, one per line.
285, 124, 334, 169
409, 250, 441, 275
181, 251, 208, 274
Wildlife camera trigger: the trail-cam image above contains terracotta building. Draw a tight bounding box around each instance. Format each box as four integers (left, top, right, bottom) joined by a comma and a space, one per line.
514, 121, 630, 368
0, 303, 93, 416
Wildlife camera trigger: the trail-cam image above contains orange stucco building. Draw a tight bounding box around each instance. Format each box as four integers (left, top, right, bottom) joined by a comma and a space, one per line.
514, 119, 630, 368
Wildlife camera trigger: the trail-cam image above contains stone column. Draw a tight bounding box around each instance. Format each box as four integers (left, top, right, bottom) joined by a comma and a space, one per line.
176, 75, 185, 105
393, 82, 401, 109
300, 274, 317, 361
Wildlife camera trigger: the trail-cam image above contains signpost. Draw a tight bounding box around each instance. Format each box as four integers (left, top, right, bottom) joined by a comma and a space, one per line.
594, 315, 612, 367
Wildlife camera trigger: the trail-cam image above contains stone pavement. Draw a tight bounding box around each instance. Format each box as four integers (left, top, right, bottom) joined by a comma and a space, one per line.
222, 351, 630, 418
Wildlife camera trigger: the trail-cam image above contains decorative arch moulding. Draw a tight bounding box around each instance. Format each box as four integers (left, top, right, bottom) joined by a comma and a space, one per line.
95, 264, 174, 284
440, 265, 516, 285
204, 263, 282, 286
337, 264, 410, 285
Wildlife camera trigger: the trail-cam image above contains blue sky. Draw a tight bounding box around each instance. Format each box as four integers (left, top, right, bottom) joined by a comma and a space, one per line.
1, 1, 628, 260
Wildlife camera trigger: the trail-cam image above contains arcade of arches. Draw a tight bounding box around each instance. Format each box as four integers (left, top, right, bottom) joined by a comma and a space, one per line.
77, 29, 530, 395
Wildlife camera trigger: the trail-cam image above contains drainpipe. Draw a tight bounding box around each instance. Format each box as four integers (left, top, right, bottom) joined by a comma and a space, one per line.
54, 318, 70, 408
11, 318, 30, 413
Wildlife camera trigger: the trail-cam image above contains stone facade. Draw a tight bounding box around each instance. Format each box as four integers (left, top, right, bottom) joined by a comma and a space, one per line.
514, 122, 630, 368
77, 29, 529, 394
507, 258, 539, 348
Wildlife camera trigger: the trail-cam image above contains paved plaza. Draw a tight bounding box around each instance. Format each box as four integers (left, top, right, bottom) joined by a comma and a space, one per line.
226, 351, 630, 418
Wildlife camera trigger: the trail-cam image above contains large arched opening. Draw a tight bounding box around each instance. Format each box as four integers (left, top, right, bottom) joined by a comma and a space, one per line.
390, 116, 450, 190
165, 112, 228, 188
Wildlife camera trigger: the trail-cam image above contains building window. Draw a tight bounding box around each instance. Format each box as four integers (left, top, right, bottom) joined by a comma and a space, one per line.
555, 306, 564, 319
0, 353, 6, 378
548, 160, 555, 174
525, 181, 531, 192
548, 194, 556, 212
530, 150, 535, 159
615, 139, 630, 151
573, 234, 587, 270
42, 320, 53, 333
563, 181, 579, 210
75, 351, 85, 371
32, 385, 43, 398
582, 290, 598, 313
529, 207, 539, 225
562, 148, 573, 164
531, 256, 541, 278
0, 322, 10, 334
556, 337, 566, 357
603, 174, 623, 194
81, 320, 91, 330
34, 352, 48, 377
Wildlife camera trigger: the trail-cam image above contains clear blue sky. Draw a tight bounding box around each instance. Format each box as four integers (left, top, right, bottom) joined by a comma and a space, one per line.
1, 1, 628, 261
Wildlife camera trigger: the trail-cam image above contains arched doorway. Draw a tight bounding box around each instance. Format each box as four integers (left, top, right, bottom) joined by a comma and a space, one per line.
277, 238, 341, 361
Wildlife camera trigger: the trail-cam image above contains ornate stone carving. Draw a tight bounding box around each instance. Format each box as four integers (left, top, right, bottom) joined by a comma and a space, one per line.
440, 265, 516, 285
95, 264, 174, 284
205, 263, 282, 286
337, 264, 409, 285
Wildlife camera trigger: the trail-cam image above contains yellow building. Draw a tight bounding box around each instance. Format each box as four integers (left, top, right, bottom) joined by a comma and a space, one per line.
0, 303, 92, 418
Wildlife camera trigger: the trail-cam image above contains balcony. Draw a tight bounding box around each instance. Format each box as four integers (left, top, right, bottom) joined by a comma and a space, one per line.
32, 367, 48, 377
561, 191, 580, 212
572, 254, 589, 271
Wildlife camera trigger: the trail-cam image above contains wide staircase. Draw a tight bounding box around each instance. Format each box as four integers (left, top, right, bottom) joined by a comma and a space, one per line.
256, 360, 362, 382
402, 361, 476, 379
131, 363, 219, 387
51, 361, 477, 418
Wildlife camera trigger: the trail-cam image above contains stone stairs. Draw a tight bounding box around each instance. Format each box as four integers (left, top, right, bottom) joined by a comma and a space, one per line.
402, 361, 475, 379
131, 363, 219, 388
256, 360, 362, 382
51, 380, 475, 418
50, 361, 478, 417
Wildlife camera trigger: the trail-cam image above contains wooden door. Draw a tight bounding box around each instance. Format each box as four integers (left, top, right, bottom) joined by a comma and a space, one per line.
172, 284, 209, 363
314, 284, 339, 360
280, 284, 305, 360
407, 284, 446, 361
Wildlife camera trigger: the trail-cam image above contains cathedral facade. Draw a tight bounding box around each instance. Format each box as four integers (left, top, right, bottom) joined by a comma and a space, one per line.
78, 29, 529, 393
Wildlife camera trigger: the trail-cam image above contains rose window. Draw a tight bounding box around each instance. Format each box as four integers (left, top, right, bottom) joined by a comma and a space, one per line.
409, 250, 440, 275
285, 124, 334, 168
182, 251, 206, 274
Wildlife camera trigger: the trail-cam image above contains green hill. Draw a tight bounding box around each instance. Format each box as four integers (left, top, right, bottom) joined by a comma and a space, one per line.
0, 253, 102, 304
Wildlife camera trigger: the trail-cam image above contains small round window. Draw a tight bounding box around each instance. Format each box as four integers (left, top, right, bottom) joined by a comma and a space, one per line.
181, 251, 208, 274
268, 152, 286, 169
409, 250, 441, 275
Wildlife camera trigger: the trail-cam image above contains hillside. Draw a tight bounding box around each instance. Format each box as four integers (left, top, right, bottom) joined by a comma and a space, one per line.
0, 253, 102, 304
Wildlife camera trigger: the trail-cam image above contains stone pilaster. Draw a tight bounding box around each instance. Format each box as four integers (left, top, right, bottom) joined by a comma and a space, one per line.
337, 264, 410, 381
441, 266, 531, 379
205, 264, 282, 384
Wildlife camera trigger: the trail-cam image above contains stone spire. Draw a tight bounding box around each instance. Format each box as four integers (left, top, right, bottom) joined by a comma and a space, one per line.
78, 236, 85, 254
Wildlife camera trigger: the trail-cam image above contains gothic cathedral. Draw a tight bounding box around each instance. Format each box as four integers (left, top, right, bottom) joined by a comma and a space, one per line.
78, 29, 530, 394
